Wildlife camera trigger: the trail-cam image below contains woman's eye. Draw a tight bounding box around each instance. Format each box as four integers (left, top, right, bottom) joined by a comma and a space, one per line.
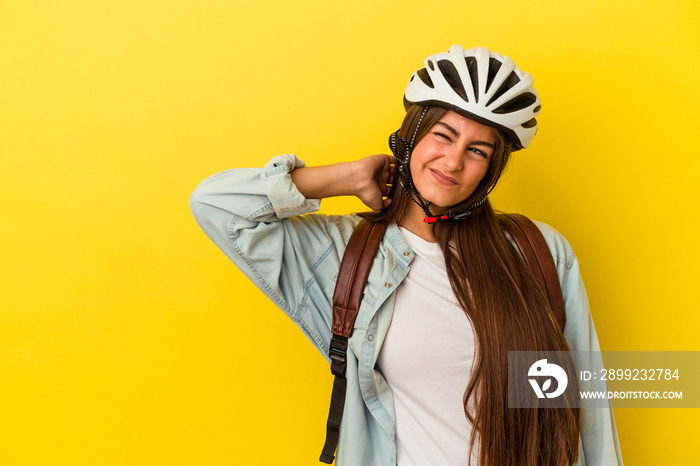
469, 148, 489, 159
435, 132, 452, 142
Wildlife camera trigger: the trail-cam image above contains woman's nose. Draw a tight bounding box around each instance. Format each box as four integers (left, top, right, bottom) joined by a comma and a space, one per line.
441, 146, 464, 172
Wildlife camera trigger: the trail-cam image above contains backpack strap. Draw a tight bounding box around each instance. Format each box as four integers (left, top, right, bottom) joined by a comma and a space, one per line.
498, 213, 567, 332
320, 218, 387, 464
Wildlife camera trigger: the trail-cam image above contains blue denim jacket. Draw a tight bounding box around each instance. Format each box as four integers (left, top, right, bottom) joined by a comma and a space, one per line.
190, 154, 623, 465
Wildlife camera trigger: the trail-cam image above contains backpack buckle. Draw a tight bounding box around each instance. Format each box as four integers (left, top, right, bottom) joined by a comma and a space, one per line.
328, 335, 348, 376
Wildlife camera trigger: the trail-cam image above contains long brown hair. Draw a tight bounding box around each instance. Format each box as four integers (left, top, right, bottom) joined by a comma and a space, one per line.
364, 105, 581, 465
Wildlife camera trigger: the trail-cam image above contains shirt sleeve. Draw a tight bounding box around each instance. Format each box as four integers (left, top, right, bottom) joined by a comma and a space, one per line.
189, 154, 354, 355
535, 221, 624, 465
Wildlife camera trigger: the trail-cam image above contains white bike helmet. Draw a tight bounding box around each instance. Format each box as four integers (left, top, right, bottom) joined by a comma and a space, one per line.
404, 44, 540, 149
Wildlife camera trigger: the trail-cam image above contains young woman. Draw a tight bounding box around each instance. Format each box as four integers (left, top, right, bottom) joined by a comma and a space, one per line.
190, 45, 622, 465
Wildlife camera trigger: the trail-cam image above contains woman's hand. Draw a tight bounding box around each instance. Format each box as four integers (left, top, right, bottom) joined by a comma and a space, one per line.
351, 154, 396, 211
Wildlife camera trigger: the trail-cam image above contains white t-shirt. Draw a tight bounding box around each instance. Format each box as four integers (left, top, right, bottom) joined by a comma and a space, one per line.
377, 227, 479, 465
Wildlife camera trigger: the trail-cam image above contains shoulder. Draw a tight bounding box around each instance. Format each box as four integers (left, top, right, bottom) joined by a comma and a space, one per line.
530, 220, 577, 273
322, 215, 409, 264
280, 212, 362, 247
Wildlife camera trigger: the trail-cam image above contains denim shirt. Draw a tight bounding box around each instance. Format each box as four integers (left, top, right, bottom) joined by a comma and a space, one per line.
190, 154, 623, 466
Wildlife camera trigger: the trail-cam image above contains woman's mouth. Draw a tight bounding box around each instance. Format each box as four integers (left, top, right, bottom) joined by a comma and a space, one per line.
429, 168, 458, 186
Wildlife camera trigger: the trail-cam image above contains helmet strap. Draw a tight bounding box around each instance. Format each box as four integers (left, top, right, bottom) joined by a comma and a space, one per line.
390, 107, 436, 218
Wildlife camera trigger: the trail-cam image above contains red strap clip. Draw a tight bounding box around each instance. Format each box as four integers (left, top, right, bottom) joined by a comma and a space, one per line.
423, 214, 449, 223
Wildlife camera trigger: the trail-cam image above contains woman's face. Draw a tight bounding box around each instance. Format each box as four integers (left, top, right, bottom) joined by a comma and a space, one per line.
409, 110, 496, 213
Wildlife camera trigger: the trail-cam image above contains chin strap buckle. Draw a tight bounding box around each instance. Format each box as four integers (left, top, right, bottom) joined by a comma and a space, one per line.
423, 214, 450, 224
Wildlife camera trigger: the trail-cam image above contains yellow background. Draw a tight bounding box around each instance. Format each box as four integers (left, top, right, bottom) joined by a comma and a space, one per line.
2, 0, 699, 464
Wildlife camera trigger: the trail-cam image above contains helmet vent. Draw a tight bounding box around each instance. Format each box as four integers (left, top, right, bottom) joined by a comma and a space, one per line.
437, 59, 468, 103
486, 71, 521, 107
521, 118, 537, 128
416, 68, 434, 88
485, 57, 502, 93
492, 92, 538, 114
464, 57, 479, 103
428, 60, 435, 71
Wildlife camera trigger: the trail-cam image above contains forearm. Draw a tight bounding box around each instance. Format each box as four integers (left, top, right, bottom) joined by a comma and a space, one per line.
290, 161, 360, 200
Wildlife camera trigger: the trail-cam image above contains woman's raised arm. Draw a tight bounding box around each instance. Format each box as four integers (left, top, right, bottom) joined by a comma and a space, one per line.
290, 153, 394, 211
189, 153, 393, 356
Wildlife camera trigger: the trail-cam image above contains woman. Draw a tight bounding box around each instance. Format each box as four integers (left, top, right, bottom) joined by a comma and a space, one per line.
190, 45, 622, 465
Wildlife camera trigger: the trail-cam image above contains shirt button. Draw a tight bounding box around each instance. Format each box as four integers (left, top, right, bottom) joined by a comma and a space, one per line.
403, 251, 410, 257
367, 334, 374, 341
384, 282, 392, 288
367, 386, 374, 393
